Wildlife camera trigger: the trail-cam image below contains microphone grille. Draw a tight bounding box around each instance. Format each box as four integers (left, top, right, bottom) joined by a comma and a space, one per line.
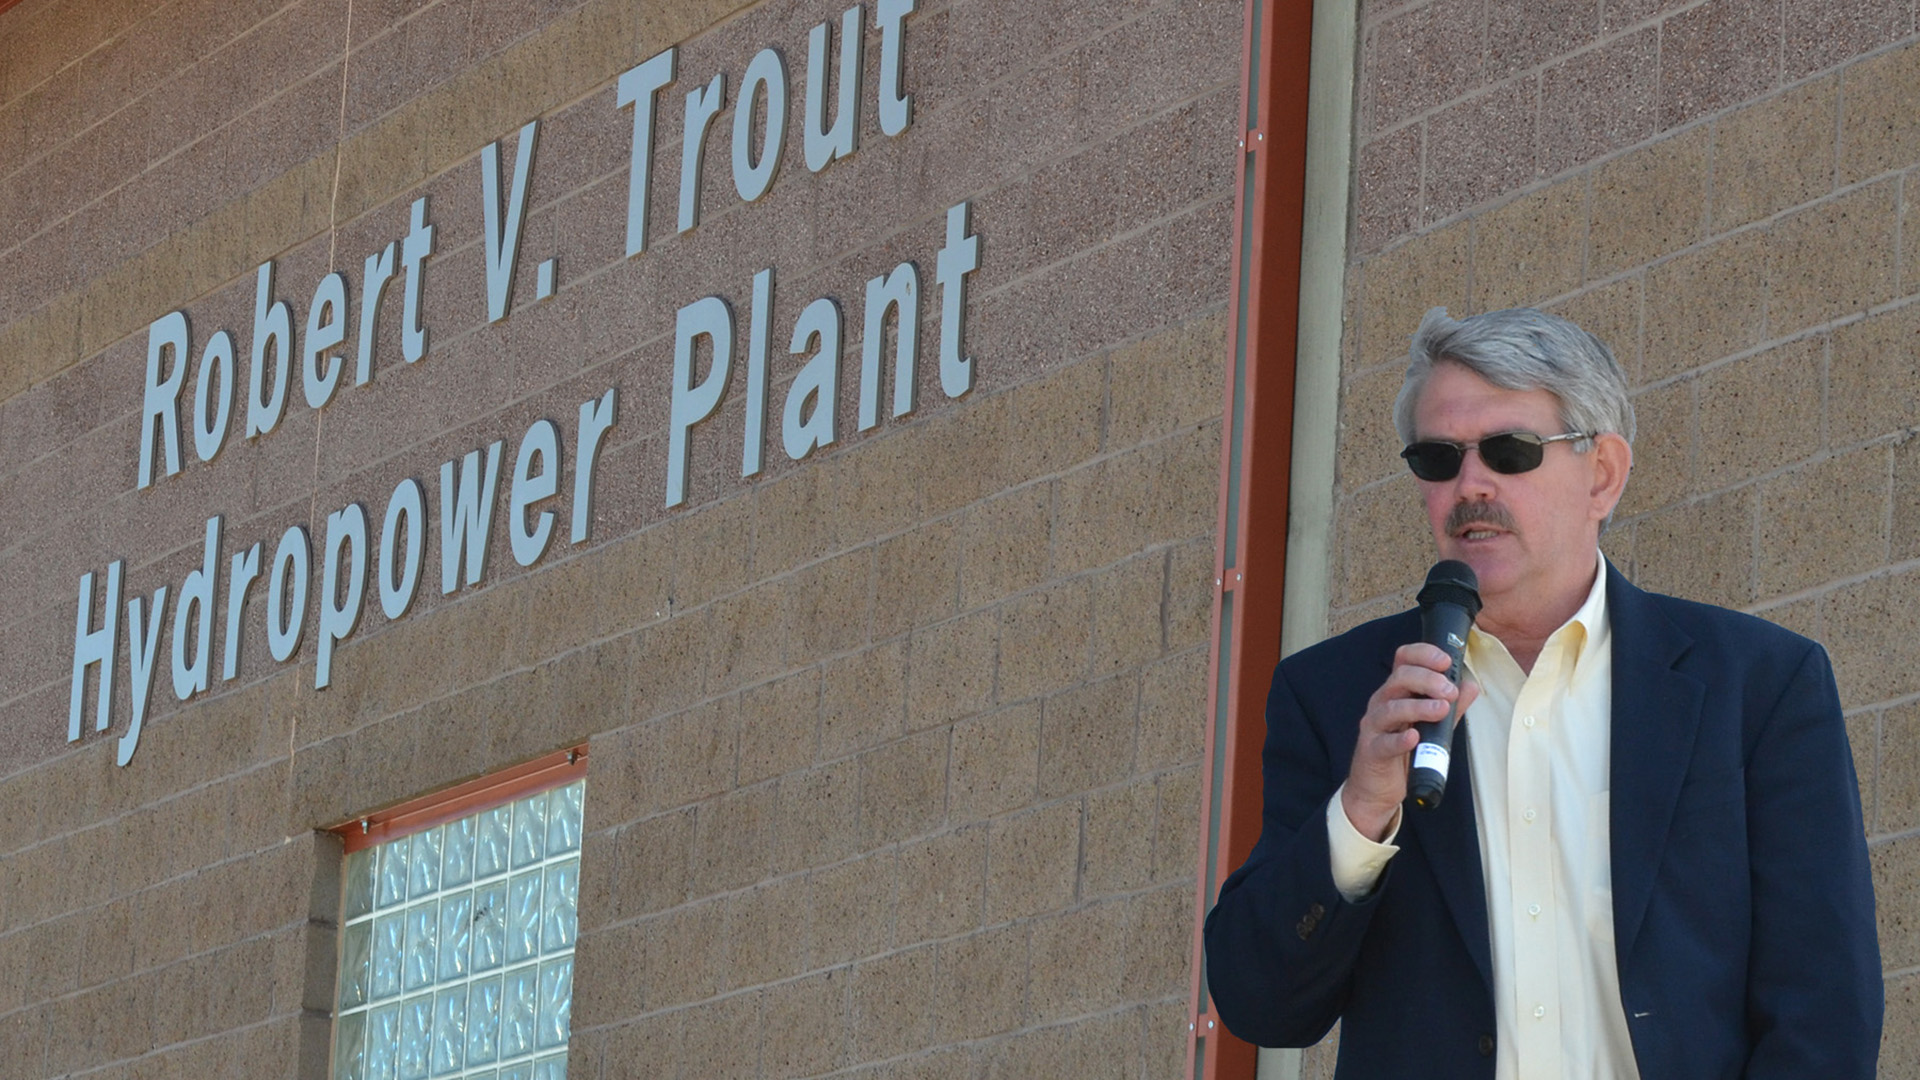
1418, 559, 1482, 616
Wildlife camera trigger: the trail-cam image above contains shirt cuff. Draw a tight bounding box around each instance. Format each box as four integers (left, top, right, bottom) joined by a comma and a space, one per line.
1327, 782, 1402, 903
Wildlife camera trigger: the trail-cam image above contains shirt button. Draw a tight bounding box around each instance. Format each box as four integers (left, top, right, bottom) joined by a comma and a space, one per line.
1523, 715, 1536, 728
1534, 1005, 1546, 1019
1523, 808, 1537, 823
1528, 903, 1541, 918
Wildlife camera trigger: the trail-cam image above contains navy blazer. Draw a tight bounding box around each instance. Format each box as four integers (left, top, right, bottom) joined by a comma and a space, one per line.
1203, 563, 1881, 1079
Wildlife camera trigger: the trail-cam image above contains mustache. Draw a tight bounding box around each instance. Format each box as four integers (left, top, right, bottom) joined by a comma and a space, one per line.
1446, 501, 1518, 536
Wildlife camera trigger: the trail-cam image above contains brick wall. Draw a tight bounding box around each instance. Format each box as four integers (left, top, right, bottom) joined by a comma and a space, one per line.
0, 0, 1239, 1075
1328, 0, 1920, 1074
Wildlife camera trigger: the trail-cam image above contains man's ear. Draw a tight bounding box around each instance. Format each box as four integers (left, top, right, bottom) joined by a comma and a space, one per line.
1589, 432, 1632, 521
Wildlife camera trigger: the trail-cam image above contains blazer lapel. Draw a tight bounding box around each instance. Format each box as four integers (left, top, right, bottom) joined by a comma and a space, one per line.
1406, 718, 1495, 995
1606, 564, 1706, 967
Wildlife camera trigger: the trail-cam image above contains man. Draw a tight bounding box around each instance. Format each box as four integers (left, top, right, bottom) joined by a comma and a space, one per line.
1203, 307, 1881, 1078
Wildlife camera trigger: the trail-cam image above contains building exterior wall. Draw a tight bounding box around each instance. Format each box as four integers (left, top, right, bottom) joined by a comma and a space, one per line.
0, 0, 1238, 1075
1326, 0, 1920, 1074
14, 0, 1915, 1074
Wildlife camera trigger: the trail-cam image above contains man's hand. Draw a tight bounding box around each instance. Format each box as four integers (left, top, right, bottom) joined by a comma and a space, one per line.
1341, 643, 1480, 842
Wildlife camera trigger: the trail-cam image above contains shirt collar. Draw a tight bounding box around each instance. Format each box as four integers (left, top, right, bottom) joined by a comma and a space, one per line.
1465, 549, 1610, 680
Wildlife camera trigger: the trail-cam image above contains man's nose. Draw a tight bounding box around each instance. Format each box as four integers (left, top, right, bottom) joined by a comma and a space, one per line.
1452, 444, 1501, 497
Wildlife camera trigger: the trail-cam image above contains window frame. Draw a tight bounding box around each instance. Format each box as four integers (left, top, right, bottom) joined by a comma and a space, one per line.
326, 744, 592, 1080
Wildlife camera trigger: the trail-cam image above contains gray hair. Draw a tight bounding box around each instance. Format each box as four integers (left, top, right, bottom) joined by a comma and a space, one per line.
1392, 306, 1635, 447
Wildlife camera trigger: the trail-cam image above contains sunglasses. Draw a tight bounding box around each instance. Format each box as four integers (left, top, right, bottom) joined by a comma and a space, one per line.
1400, 430, 1594, 481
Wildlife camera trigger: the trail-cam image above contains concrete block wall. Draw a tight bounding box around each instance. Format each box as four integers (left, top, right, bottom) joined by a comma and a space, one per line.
0, 0, 1239, 1075
1328, 0, 1920, 1074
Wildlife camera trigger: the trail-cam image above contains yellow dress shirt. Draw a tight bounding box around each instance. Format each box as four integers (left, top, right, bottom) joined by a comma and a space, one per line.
1329, 553, 1639, 1079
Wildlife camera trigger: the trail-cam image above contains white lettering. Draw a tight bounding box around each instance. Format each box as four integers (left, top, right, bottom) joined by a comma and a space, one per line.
121, 583, 168, 767
509, 419, 561, 567
380, 478, 427, 619
482, 121, 541, 324
876, 0, 915, 136
618, 48, 678, 257
317, 504, 368, 689
804, 6, 862, 171
224, 542, 261, 681
732, 49, 788, 203
668, 296, 733, 507
303, 271, 349, 409
572, 389, 617, 544
440, 442, 504, 593
68, 562, 121, 742
936, 201, 980, 398
784, 297, 842, 461
401, 197, 435, 363
169, 516, 221, 701
246, 261, 295, 439
139, 311, 189, 488
742, 268, 773, 477
679, 73, 728, 232
267, 526, 310, 663
861, 262, 919, 429
357, 242, 397, 385
193, 330, 235, 462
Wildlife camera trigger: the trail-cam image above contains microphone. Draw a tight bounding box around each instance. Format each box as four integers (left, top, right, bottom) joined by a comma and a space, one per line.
1408, 559, 1481, 810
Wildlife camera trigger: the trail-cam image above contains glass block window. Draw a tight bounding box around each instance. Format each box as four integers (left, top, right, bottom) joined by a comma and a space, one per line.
333, 777, 586, 1080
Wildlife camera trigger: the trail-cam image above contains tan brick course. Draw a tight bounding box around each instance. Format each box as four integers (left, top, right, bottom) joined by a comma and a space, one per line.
1338, 363, 1410, 493
1108, 312, 1229, 449
934, 924, 1028, 1040
1616, 379, 1694, 518
985, 800, 1081, 923
1840, 40, 1920, 185
1757, 450, 1890, 597
858, 729, 949, 847
1589, 128, 1710, 279
1829, 302, 1920, 446
1355, 222, 1471, 368
763, 970, 850, 1080
852, 945, 938, 1061
1767, 179, 1901, 335
949, 704, 1042, 824
1000, 579, 1094, 702
897, 826, 988, 944
1082, 778, 1158, 897
820, 641, 907, 757
1693, 335, 1825, 491
1896, 437, 1920, 562
1643, 230, 1769, 382
808, 851, 894, 969
959, 486, 1054, 611
1471, 183, 1588, 313
1713, 75, 1838, 231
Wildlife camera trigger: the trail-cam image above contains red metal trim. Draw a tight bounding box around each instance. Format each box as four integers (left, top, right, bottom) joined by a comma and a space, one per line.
1188, 0, 1317, 1077
331, 745, 589, 854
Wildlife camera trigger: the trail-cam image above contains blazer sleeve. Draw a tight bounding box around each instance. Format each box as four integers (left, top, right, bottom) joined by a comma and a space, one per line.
1203, 659, 1387, 1048
1742, 642, 1882, 1078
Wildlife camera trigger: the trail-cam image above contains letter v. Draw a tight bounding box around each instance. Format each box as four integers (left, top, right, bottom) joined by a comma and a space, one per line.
482, 120, 541, 323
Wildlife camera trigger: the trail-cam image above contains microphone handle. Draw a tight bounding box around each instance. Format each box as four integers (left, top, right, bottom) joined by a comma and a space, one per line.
1408, 605, 1471, 810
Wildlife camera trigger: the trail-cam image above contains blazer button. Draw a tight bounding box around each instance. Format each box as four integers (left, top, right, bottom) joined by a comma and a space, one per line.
1477, 1034, 1494, 1056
